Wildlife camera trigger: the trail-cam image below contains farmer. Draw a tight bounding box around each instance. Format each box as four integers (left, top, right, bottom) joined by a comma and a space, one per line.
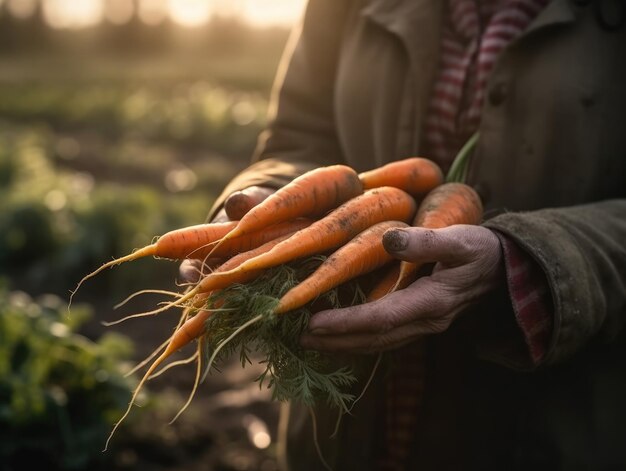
182, 0, 626, 469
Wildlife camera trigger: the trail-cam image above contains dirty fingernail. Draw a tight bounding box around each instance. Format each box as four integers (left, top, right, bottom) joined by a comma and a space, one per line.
383, 229, 409, 252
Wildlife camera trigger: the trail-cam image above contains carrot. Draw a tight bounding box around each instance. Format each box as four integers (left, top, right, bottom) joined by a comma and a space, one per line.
105, 308, 212, 450
71, 218, 312, 313
275, 220, 409, 315
102, 228, 308, 326
194, 218, 314, 260
390, 182, 483, 292
411, 182, 483, 229
68, 220, 238, 308
167, 186, 417, 312
358, 157, 444, 199
221, 186, 416, 275
190, 229, 301, 308
207, 164, 363, 258
365, 262, 401, 302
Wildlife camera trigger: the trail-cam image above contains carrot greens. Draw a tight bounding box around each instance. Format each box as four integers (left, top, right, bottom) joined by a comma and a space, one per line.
199, 257, 364, 412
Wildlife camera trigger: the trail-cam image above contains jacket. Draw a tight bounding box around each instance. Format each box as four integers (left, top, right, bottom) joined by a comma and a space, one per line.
210, 0, 626, 469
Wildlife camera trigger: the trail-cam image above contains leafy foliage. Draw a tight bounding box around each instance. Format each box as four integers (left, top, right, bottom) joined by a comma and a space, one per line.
0, 280, 135, 470
0, 124, 223, 299
201, 259, 368, 413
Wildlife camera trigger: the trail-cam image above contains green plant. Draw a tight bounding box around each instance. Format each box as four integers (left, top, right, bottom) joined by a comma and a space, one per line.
0, 281, 135, 470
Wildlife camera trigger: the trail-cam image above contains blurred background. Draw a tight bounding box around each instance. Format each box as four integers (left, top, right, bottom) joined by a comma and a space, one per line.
0, 1, 305, 469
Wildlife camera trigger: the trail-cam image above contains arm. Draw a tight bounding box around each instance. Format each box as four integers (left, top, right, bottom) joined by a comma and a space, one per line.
484, 199, 626, 366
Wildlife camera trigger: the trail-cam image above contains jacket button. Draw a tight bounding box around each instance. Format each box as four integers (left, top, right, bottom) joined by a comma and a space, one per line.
488, 82, 507, 106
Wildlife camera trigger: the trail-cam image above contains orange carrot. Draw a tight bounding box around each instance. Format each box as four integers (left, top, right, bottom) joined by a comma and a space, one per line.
411, 182, 483, 229
193, 218, 313, 259
69, 220, 239, 309
70, 218, 312, 310
190, 230, 301, 308
390, 182, 483, 292
168, 186, 417, 311
207, 164, 363, 258
275, 220, 409, 315
103, 228, 309, 326
365, 262, 402, 302
207, 187, 416, 283
105, 308, 212, 450
358, 157, 444, 199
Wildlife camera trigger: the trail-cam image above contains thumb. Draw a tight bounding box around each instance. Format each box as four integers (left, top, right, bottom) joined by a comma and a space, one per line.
224, 186, 274, 220
382, 225, 495, 266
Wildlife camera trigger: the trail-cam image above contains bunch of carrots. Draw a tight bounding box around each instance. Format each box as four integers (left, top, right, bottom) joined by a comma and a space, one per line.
70, 157, 483, 449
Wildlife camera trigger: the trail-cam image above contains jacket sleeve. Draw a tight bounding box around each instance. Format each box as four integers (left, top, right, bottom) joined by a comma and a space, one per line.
483, 199, 626, 367
207, 0, 352, 220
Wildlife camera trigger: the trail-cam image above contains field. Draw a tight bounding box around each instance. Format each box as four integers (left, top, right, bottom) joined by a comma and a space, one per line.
0, 23, 291, 471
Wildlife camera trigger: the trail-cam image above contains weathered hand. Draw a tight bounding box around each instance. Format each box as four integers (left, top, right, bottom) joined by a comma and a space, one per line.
300, 225, 505, 354
178, 185, 274, 283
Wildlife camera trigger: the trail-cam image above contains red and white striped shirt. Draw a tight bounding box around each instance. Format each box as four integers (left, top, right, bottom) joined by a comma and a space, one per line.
423, 0, 550, 168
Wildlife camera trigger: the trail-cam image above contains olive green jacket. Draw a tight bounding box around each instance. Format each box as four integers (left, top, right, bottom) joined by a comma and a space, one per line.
211, 0, 626, 469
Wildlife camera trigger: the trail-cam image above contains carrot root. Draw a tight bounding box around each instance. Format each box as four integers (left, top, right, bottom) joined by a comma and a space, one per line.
113, 289, 185, 310
169, 340, 204, 424
69, 244, 157, 313
150, 350, 199, 380
104, 308, 213, 449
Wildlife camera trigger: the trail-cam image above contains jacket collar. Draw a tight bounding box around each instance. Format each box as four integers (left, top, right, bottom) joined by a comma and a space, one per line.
360, 0, 442, 54
360, 0, 576, 43
359, 0, 578, 155
523, 0, 577, 38
360, 0, 444, 148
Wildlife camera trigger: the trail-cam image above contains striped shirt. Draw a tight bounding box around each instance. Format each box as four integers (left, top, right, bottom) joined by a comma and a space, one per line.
423, 0, 550, 169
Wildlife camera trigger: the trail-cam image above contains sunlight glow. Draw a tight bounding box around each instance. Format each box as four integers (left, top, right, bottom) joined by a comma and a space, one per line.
32, 0, 307, 29
240, 0, 306, 27
43, 0, 104, 29
167, 0, 211, 27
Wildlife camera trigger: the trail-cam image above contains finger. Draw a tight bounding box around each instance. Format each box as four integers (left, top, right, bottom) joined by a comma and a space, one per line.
178, 259, 203, 283
382, 225, 496, 267
301, 324, 425, 354
212, 208, 230, 223
223, 186, 274, 220
307, 280, 444, 335
178, 257, 222, 283
301, 331, 379, 353
306, 301, 392, 335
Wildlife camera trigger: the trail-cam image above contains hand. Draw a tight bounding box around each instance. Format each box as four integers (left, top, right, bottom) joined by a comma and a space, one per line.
178, 185, 274, 283
300, 225, 505, 354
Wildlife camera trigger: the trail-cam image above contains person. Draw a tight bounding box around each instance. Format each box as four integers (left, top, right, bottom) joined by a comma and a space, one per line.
181, 0, 626, 469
